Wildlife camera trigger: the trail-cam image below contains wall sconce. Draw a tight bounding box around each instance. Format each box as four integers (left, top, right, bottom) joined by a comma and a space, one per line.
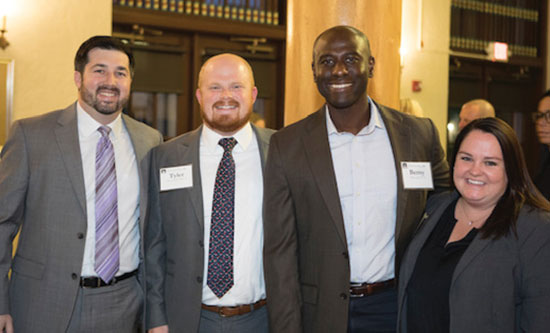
0, 16, 8, 50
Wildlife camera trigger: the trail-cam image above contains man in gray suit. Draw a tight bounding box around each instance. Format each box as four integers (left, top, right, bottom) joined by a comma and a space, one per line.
263, 26, 450, 332
0, 36, 162, 332
146, 53, 274, 333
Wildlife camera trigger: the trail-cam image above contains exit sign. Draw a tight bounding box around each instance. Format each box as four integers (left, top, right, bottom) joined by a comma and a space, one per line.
487, 42, 509, 62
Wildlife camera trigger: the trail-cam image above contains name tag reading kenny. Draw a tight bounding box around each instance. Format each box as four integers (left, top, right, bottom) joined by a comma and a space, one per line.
160, 165, 193, 191
401, 162, 433, 189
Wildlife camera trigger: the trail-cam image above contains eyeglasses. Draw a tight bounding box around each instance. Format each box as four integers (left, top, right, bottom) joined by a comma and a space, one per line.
532, 111, 550, 123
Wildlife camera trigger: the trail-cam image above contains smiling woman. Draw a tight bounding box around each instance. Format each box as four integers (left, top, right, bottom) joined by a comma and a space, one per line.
398, 118, 550, 332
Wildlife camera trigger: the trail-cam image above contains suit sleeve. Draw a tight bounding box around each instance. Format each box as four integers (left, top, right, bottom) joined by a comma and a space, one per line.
263, 135, 302, 333
518, 213, 550, 331
426, 118, 450, 194
144, 148, 168, 329
0, 121, 29, 315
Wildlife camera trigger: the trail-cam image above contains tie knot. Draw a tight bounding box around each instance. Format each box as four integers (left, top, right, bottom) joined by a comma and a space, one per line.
98, 126, 112, 138
219, 137, 237, 152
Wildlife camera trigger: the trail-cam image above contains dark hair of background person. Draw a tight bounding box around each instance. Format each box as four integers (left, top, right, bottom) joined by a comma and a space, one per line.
451, 117, 550, 240
541, 90, 550, 100
74, 36, 135, 77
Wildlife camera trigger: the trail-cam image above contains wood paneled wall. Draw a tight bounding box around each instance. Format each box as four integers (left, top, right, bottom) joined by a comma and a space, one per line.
284, 0, 402, 125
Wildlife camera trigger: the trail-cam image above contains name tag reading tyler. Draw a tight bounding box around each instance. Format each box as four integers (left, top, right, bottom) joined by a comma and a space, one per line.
401, 162, 433, 189
160, 165, 193, 191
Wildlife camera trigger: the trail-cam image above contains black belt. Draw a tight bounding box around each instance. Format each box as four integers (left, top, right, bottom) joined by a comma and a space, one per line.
80, 270, 137, 288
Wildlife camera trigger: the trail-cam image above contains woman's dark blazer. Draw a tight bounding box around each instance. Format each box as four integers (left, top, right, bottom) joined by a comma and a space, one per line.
398, 191, 550, 332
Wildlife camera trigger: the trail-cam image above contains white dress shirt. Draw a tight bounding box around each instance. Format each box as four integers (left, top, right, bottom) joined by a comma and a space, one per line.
200, 122, 266, 306
77, 103, 140, 277
326, 98, 397, 283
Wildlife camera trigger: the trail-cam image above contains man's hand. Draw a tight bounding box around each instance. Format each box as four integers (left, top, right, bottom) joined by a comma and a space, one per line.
148, 325, 169, 333
0, 314, 13, 333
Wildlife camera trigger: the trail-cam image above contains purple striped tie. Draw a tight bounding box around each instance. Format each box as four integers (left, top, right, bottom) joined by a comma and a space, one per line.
94, 126, 119, 283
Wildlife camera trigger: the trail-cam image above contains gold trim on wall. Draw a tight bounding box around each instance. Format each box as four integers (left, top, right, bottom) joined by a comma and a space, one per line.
0, 59, 14, 148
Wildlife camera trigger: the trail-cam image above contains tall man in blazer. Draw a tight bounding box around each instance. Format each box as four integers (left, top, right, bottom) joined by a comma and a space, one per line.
0, 36, 162, 332
263, 26, 450, 332
146, 53, 274, 333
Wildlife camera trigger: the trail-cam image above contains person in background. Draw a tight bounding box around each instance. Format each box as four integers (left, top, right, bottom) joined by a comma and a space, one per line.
145, 53, 274, 333
398, 117, 550, 332
0, 36, 162, 332
400, 98, 424, 117
250, 111, 266, 128
458, 99, 495, 131
533, 90, 550, 199
263, 25, 449, 333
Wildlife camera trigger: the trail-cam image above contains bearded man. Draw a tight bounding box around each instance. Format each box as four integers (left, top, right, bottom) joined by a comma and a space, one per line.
0, 36, 162, 332
145, 53, 274, 333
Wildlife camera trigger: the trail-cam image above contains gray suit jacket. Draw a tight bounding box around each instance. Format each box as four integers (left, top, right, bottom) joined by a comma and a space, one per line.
398, 191, 550, 332
0, 103, 162, 332
263, 103, 450, 333
145, 124, 274, 332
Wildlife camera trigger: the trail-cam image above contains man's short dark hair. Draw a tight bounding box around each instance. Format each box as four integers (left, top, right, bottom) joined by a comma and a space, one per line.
74, 36, 134, 76
312, 25, 371, 63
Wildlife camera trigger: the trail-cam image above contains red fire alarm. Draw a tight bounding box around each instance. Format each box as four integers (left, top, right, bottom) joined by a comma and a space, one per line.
412, 80, 422, 92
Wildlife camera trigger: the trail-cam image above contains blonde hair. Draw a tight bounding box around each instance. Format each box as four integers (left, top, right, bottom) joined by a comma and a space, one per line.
400, 98, 424, 117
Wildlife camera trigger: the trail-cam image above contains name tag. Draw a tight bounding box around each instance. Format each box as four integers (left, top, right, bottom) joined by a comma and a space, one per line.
400, 162, 433, 189
160, 165, 193, 191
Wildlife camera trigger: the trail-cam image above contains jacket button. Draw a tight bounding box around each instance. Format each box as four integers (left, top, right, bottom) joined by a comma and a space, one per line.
340, 293, 347, 300
198, 240, 204, 247
197, 276, 203, 283
71, 273, 78, 280
77, 233, 84, 239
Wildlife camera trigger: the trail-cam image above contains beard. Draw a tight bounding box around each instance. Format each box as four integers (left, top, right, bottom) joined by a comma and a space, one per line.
80, 85, 129, 115
201, 100, 252, 134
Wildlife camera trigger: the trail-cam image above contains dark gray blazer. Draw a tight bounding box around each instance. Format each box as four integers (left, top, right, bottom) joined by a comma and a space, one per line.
145, 124, 274, 332
398, 191, 550, 332
263, 102, 450, 333
0, 103, 162, 332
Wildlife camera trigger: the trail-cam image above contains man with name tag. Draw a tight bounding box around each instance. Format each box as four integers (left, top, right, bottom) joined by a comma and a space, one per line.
263, 25, 450, 333
145, 53, 274, 333
0, 36, 163, 332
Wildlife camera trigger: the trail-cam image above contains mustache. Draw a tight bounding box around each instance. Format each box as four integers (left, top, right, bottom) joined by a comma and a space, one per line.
96, 85, 120, 95
213, 99, 239, 108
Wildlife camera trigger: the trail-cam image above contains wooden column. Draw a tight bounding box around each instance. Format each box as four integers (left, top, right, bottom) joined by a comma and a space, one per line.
284, 0, 402, 125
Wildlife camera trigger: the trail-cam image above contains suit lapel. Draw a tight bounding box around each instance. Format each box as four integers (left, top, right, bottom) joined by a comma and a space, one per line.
378, 105, 411, 244
303, 108, 347, 246
451, 231, 491, 286
55, 103, 87, 214
398, 193, 455, 307
123, 114, 148, 166
179, 127, 204, 228
251, 124, 271, 170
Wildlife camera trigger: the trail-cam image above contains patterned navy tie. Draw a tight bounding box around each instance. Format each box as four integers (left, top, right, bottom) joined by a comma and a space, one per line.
207, 137, 237, 298
94, 126, 119, 283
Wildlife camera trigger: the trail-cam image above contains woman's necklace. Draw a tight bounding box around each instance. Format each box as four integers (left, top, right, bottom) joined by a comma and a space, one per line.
459, 199, 491, 228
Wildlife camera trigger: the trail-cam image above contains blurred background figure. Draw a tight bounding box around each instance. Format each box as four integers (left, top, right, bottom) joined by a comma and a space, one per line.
458, 99, 495, 131
400, 98, 424, 117
250, 111, 266, 128
533, 90, 550, 199
398, 117, 550, 332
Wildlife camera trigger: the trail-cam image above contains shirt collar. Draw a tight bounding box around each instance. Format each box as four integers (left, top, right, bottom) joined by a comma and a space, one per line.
76, 101, 123, 139
201, 122, 253, 153
326, 96, 385, 136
